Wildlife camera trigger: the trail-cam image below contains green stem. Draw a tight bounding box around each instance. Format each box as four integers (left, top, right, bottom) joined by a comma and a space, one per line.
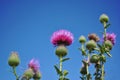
12, 67, 19, 80
86, 53, 90, 80
103, 22, 107, 41
101, 62, 104, 80
60, 56, 63, 80
87, 53, 90, 75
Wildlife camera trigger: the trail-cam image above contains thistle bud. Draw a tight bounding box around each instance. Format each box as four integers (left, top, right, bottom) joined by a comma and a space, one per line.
23, 68, 34, 79
8, 51, 20, 67
79, 35, 86, 43
100, 55, 106, 62
55, 45, 68, 57
33, 71, 41, 80
104, 40, 113, 50
90, 54, 99, 63
80, 67, 87, 75
86, 40, 97, 50
99, 14, 109, 23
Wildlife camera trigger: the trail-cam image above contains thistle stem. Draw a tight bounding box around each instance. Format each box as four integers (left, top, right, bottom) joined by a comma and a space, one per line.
103, 22, 107, 41
101, 62, 104, 80
59, 56, 63, 80
86, 53, 91, 80
12, 67, 19, 80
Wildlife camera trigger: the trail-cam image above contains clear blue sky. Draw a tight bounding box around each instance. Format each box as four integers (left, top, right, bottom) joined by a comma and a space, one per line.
0, 0, 120, 80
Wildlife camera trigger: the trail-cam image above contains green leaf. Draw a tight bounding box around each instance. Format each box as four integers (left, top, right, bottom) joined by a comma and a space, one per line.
54, 65, 61, 75
63, 70, 69, 76
106, 52, 112, 57
63, 78, 69, 80
80, 77, 84, 80
97, 44, 102, 49
105, 23, 110, 29
62, 58, 70, 62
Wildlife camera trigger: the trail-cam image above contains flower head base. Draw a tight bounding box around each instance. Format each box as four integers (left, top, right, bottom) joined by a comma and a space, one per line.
51, 29, 74, 46
104, 40, 113, 50
105, 33, 116, 45
88, 33, 100, 42
23, 68, 34, 80
33, 70, 42, 79
55, 45, 68, 57
28, 59, 40, 72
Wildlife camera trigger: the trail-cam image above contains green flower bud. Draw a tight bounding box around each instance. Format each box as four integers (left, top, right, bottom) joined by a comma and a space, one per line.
104, 40, 113, 50
8, 52, 20, 67
23, 68, 34, 79
33, 71, 41, 80
90, 54, 99, 63
80, 67, 87, 75
100, 55, 106, 62
79, 35, 86, 43
55, 45, 68, 57
86, 40, 97, 50
99, 14, 109, 23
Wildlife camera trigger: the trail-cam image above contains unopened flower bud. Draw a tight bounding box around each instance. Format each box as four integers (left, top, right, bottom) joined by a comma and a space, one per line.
80, 67, 87, 75
99, 14, 109, 23
55, 45, 68, 57
79, 35, 86, 43
23, 68, 34, 79
8, 51, 20, 67
104, 40, 113, 50
90, 54, 99, 63
100, 55, 106, 62
33, 71, 41, 80
86, 40, 97, 50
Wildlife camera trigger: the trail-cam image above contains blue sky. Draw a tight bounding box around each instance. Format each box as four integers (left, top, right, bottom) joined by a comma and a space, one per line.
0, 0, 120, 80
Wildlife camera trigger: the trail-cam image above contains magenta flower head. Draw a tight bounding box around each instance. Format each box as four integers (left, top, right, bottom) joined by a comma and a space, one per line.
51, 29, 74, 46
106, 33, 116, 45
28, 59, 40, 72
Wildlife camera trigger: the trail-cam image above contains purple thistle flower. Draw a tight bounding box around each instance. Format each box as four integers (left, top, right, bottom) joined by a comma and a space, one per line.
28, 59, 40, 72
106, 33, 116, 45
51, 29, 74, 46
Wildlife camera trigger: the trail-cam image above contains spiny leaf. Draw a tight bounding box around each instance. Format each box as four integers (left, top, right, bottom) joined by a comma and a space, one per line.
63, 78, 69, 80
80, 77, 84, 80
105, 23, 110, 29
97, 44, 102, 49
62, 58, 70, 62
54, 65, 61, 75
106, 52, 112, 57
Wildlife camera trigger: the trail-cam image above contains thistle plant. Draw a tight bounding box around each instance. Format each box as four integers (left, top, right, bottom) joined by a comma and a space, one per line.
51, 29, 74, 80
8, 52, 41, 80
7, 14, 116, 80
79, 14, 116, 80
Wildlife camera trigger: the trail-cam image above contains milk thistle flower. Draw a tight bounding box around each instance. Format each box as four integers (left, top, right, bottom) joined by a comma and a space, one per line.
28, 59, 40, 73
105, 33, 116, 45
51, 29, 74, 46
